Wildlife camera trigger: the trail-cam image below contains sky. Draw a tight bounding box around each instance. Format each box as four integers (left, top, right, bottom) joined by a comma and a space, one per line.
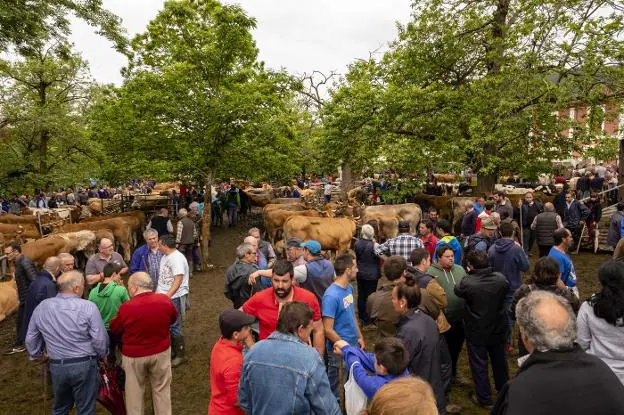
69, 0, 413, 85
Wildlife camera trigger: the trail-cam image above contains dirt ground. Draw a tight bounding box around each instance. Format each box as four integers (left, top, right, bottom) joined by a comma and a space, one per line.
0, 212, 612, 414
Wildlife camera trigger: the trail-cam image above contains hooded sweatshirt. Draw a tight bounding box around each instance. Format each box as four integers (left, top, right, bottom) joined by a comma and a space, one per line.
488, 238, 530, 294
88, 281, 130, 330
428, 262, 466, 323
434, 235, 463, 265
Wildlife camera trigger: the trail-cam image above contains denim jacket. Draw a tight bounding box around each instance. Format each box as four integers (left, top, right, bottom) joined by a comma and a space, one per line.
238, 331, 340, 415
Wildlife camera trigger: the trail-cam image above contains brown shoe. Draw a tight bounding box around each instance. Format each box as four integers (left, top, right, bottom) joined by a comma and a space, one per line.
446, 403, 462, 413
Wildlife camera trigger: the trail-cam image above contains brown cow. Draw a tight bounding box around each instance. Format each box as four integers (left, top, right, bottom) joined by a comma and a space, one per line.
56, 218, 134, 262
363, 214, 399, 242
264, 209, 322, 244
363, 203, 422, 235
21, 230, 97, 266
0, 279, 18, 322
81, 211, 146, 248
0, 223, 41, 241
283, 216, 357, 254
243, 189, 274, 207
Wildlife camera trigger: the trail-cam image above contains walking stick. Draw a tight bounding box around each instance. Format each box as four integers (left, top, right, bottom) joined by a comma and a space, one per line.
575, 222, 586, 255
518, 200, 524, 250
338, 358, 345, 414
41, 361, 48, 415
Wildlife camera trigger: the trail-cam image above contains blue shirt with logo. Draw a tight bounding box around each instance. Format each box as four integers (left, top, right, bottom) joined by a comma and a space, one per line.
322, 283, 358, 346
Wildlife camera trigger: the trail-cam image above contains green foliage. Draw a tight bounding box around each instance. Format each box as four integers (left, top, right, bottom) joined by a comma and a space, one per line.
0, 42, 103, 191
91, 0, 303, 184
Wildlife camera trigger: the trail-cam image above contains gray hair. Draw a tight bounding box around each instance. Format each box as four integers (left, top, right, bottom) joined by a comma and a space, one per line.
361, 224, 375, 240
178, 208, 188, 217
516, 290, 576, 352
189, 202, 199, 209
128, 272, 154, 290
544, 202, 555, 212
143, 228, 159, 239
236, 243, 253, 259
43, 256, 60, 274
57, 252, 74, 263
248, 227, 260, 236
57, 271, 85, 292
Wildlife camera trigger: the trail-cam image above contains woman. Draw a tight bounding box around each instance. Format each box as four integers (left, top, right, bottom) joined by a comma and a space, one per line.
393, 279, 444, 413
577, 261, 624, 384
511, 256, 580, 356
362, 377, 437, 415
354, 224, 380, 325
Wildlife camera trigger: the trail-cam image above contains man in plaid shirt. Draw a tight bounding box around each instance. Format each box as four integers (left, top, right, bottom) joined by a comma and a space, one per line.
374, 220, 424, 263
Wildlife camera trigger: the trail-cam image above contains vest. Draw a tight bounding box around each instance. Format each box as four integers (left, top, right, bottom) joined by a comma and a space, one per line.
178, 217, 195, 244
150, 216, 170, 236
535, 211, 558, 246
300, 257, 335, 304
258, 240, 271, 261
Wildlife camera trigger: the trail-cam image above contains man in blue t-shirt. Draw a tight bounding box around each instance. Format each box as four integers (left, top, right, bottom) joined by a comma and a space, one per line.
548, 228, 578, 294
322, 253, 364, 401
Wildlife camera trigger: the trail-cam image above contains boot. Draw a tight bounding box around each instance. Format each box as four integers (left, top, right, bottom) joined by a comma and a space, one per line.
171, 335, 187, 367
170, 335, 177, 360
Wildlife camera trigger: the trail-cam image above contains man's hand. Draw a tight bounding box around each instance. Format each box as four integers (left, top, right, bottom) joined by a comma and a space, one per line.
358, 337, 366, 349
247, 271, 259, 286
333, 340, 348, 356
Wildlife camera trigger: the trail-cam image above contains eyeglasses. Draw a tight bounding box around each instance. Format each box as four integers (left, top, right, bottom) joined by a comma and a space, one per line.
101, 245, 114, 250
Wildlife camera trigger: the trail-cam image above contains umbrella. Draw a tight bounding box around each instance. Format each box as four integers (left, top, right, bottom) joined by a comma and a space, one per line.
97, 361, 126, 415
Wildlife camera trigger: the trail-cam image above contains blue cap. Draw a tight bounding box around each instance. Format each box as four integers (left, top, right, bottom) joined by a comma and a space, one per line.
300, 240, 322, 255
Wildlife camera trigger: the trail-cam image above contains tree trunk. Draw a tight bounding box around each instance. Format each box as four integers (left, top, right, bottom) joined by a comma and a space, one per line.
475, 171, 497, 194
200, 171, 214, 270
340, 162, 359, 200
619, 140, 624, 201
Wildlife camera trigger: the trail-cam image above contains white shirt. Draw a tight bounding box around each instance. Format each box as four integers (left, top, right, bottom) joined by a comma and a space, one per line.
157, 250, 189, 299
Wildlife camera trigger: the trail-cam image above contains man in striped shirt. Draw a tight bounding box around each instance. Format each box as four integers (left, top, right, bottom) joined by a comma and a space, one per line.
375, 220, 424, 264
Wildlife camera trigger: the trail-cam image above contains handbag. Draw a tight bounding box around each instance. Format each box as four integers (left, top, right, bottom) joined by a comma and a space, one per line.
97, 360, 126, 415
344, 362, 368, 415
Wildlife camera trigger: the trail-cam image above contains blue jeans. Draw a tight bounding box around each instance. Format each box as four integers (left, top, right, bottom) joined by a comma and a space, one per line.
326, 349, 345, 402
170, 295, 188, 337
49, 357, 99, 415
504, 293, 514, 345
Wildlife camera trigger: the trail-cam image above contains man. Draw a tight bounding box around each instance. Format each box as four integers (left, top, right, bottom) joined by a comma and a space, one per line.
563, 191, 590, 250
130, 228, 165, 290
175, 208, 196, 275
189, 202, 203, 272
428, 245, 467, 383
209, 309, 255, 415
224, 243, 260, 308
249, 227, 276, 268
4, 242, 36, 354
460, 200, 478, 239
367, 256, 410, 341
285, 237, 306, 267
324, 181, 334, 203
493, 191, 513, 219
322, 254, 364, 400
157, 234, 190, 367
22, 256, 60, 346
9, 193, 27, 214
147, 208, 173, 236
531, 202, 564, 257
407, 248, 449, 330
428, 207, 439, 233
492, 291, 624, 414
238, 301, 340, 415
58, 253, 75, 273
110, 272, 178, 415
548, 228, 578, 294
463, 216, 497, 263
293, 240, 335, 305
226, 184, 240, 227
244, 235, 268, 270
455, 251, 509, 409
88, 262, 130, 361
26, 271, 108, 414
519, 192, 543, 255
85, 238, 128, 287
607, 200, 624, 248
375, 220, 424, 262
419, 219, 439, 260
488, 222, 529, 351
553, 184, 568, 218
242, 260, 325, 356
434, 219, 462, 265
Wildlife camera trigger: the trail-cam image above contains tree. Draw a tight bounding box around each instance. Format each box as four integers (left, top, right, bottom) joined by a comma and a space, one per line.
0, 42, 102, 191
90, 0, 302, 266
320, 0, 624, 192
0, 0, 127, 53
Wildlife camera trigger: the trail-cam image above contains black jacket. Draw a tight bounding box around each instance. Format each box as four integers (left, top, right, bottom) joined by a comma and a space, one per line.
23, 271, 57, 332
224, 259, 259, 309
492, 346, 624, 415
454, 267, 509, 345
14, 255, 37, 303
563, 199, 590, 229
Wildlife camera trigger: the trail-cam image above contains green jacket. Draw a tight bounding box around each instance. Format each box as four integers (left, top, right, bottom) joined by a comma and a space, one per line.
428, 262, 466, 323
88, 281, 130, 330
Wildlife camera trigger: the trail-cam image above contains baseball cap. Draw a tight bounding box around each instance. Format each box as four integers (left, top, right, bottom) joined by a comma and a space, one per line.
285, 237, 303, 249
481, 216, 497, 230
300, 240, 322, 255
219, 309, 255, 339
398, 220, 410, 229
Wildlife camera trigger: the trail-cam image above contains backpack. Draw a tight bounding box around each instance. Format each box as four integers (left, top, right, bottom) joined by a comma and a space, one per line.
463, 233, 493, 266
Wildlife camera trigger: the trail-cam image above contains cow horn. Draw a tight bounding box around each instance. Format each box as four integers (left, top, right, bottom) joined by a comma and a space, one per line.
353, 216, 361, 221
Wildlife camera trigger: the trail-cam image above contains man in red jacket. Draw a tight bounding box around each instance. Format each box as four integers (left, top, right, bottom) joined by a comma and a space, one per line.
208, 309, 255, 415
110, 272, 178, 415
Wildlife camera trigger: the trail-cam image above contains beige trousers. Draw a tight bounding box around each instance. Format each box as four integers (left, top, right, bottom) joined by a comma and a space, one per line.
122, 348, 172, 415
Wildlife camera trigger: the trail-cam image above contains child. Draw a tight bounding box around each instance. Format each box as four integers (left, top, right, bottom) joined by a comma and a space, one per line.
334, 337, 410, 399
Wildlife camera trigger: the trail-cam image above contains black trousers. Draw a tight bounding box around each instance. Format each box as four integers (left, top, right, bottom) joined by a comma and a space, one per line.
440, 334, 453, 394
356, 278, 378, 324
467, 342, 509, 405
15, 303, 26, 346
443, 321, 465, 378
538, 244, 553, 258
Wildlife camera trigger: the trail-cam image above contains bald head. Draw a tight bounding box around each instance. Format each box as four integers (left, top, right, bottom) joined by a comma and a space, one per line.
128, 272, 153, 295
544, 202, 555, 212
516, 290, 576, 353
243, 236, 258, 250
43, 256, 60, 275
57, 271, 85, 295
